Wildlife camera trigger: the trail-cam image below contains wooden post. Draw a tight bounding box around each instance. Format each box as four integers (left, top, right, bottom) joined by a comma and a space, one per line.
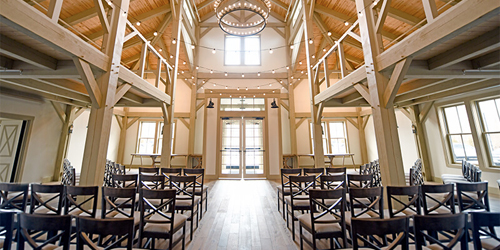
79, 0, 130, 187
410, 105, 433, 181
301, 0, 325, 168
52, 105, 76, 181
160, 0, 183, 168
187, 23, 199, 165
285, 19, 298, 167
355, 0, 405, 186
117, 107, 129, 164
356, 108, 368, 164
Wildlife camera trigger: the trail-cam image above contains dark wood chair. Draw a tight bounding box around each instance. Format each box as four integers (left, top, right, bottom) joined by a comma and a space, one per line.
101, 187, 139, 227
161, 168, 182, 187
138, 167, 159, 175
64, 185, 98, 217
170, 175, 200, 241
76, 217, 135, 250
456, 182, 490, 213
347, 173, 373, 188
421, 184, 455, 215
346, 186, 384, 229
303, 168, 324, 187
183, 168, 209, 219
139, 174, 165, 190
297, 188, 347, 250
470, 212, 499, 250
386, 185, 421, 218
17, 213, 71, 250
414, 213, 468, 250
0, 211, 15, 250
138, 188, 187, 250
0, 183, 29, 212
286, 175, 315, 241
320, 174, 346, 190
277, 168, 301, 218
326, 167, 346, 176
30, 184, 64, 215
112, 174, 138, 189
351, 216, 409, 250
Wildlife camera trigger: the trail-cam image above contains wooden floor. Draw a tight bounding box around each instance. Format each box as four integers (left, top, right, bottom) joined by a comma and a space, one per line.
164, 179, 500, 250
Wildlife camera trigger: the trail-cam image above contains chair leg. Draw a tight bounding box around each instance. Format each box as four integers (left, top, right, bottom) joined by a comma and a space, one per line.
199, 194, 203, 220
190, 217, 194, 241
299, 225, 303, 250
292, 212, 295, 241
182, 225, 186, 250
277, 189, 280, 212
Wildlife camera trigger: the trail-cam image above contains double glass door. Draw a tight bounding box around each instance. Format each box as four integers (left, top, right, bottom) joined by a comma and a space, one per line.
220, 118, 265, 178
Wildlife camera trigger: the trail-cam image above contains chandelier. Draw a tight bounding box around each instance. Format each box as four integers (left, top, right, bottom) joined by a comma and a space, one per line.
214, 0, 271, 36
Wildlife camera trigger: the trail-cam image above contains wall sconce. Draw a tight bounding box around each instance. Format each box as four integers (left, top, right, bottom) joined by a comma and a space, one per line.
270, 99, 278, 108
207, 98, 214, 108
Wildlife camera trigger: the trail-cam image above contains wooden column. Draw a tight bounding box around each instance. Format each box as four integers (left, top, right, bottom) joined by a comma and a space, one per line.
187, 24, 199, 162
356, 108, 368, 164
356, 0, 405, 186
410, 105, 433, 181
117, 107, 129, 164
160, 0, 183, 168
79, 0, 130, 186
301, 0, 324, 168
52, 104, 76, 181
285, 19, 298, 167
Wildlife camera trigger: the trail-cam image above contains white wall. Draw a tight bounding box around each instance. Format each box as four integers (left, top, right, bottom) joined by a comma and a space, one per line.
281, 103, 291, 155
0, 95, 62, 183
204, 99, 218, 176
194, 100, 204, 154
267, 98, 280, 176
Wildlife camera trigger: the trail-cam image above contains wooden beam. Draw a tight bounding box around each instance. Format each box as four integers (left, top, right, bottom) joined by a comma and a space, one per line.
178, 117, 190, 128
272, 27, 285, 38
394, 78, 483, 103
196, 101, 204, 111
348, 0, 421, 26
296, 117, 307, 128
0, 35, 57, 70
419, 101, 434, 122
118, 66, 171, 104
51, 101, 66, 123
200, 27, 212, 38
346, 117, 359, 129
47, 0, 63, 23
471, 50, 500, 69
422, 0, 438, 23
375, 0, 392, 34
197, 72, 288, 79
270, 0, 288, 10
353, 83, 373, 107
383, 57, 412, 108
126, 117, 139, 129
315, 67, 366, 105
376, 0, 500, 71
73, 58, 102, 108
113, 83, 132, 106
93, 0, 110, 34
316, 102, 324, 122
280, 100, 289, 111
428, 29, 500, 70
197, 0, 214, 9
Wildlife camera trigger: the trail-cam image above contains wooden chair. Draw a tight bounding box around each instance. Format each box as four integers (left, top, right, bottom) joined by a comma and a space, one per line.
421, 184, 455, 215
456, 182, 490, 213
161, 168, 182, 187
0, 211, 15, 250
101, 186, 141, 232
138, 167, 159, 175
139, 174, 165, 190
286, 175, 315, 241
112, 174, 138, 189
170, 175, 200, 241
0, 183, 29, 212
386, 185, 421, 218
351, 217, 409, 250
326, 167, 346, 176
30, 184, 64, 215
17, 213, 71, 250
414, 213, 468, 250
347, 173, 373, 188
138, 188, 187, 250
76, 217, 135, 250
320, 174, 346, 190
183, 168, 209, 219
64, 185, 98, 217
297, 188, 347, 250
303, 168, 324, 187
470, 212, 499, 250
277, 168, 301, 218
346, 186, 384, 230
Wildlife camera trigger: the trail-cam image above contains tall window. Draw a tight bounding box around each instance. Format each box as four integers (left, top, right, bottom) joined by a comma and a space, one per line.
224, 35, 260, 66
310, 121, 348, 154
137, 121, 174, 154
477, 98, 500, 166
442, 105, 477, 163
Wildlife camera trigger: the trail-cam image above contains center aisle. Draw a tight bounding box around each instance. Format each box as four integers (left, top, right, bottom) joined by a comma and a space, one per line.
185, 180, 298, 250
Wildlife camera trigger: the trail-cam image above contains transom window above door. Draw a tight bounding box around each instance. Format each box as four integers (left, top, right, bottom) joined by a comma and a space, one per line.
224, 35, 261, 66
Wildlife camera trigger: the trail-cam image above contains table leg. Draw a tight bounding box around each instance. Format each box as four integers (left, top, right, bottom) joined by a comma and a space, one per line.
342, 156, 345, 166
129, 155, 134, 171
140, 156, 143, 167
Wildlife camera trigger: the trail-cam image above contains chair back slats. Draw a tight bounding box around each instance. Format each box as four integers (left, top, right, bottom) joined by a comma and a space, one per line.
139, 174, 165, 190
456, 182, 490, 212
139, 167, 159, 175
470, 212, 500, 250
414, 213, 467, 250
61, 159, 76, 186
101, 187, 136, 218
30, 184, 64, 215
326, 167, 346, 175
170, 175, 197, 197
289, 175, 316, 197
138, 189, 177, 247
0, 183, 29, 211
64, 185, 98, 217
320, 175, 346, 190
386, 185, 421, 217
76, 217, 134, 250
348, 186, 384, 219
421, 184, 455, 215
351, 217, 409, 250
303, 168, 324, 186
410, 159, 424, 186
161, 168, 182, 186
281, 168, 301, 191
18, 213, 72, 250
0, 211, 15, 250
309, 189, 347, 247
183, 168, 205, 189
112, 174, 138, 189
348, 174, 373, 188
360, 160, 382, 187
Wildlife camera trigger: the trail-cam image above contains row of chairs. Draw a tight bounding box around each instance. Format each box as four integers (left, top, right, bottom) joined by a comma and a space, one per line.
0, 186, 192, 249
442, 160, 482, 184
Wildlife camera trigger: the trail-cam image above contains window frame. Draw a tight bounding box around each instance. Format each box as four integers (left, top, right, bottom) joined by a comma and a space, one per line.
476, 97, 500, 167
136, 120, 176, 154
440, 104, 478, 164
224, 35, 261, 66
308, 119, 349, 155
